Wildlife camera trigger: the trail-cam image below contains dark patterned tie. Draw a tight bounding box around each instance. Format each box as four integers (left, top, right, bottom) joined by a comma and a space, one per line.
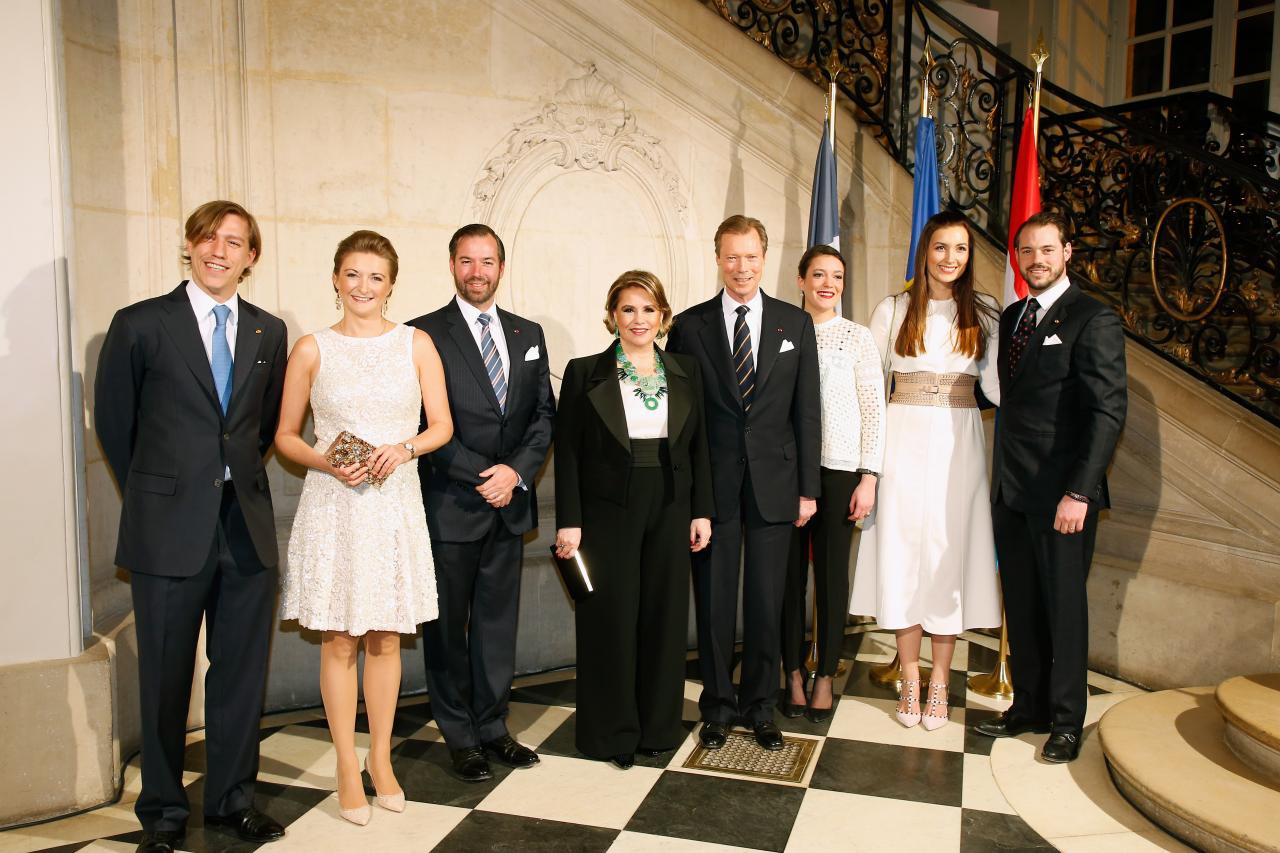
1007, 297, 1040, 374
477, 313, 507, 411
733, 305, 755, 411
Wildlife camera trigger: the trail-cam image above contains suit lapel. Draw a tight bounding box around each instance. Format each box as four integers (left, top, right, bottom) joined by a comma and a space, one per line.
445, 301, 503, 416
660, 346, 691, 442
754, 294, 784, 395
498, 307, 524, 415
1011, 285, 1076, 385
159, 284, 221, 413
586, 345, 629, 453
695, 298, 741, 409
227, 300, 264, 414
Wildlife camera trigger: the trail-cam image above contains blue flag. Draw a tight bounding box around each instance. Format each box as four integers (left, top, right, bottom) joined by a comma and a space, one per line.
905, 116, 942, 287
807, 119, 839, 250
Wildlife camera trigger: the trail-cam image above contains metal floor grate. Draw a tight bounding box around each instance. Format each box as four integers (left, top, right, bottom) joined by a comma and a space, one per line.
682, 729, 818, 784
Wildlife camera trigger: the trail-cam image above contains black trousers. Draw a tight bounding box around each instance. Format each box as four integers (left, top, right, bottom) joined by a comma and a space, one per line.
694, 469, 793, 725
129, 484, 277, 832
781, 468, 861, 677
422, 514, 523, 749
575, 460, 690, 759
992, 496, 1099, 734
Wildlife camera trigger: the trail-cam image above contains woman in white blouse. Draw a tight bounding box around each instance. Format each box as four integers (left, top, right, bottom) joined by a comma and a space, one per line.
554, 271, 713, 768
781, 246, 886, 722
849, 210, 1002, 731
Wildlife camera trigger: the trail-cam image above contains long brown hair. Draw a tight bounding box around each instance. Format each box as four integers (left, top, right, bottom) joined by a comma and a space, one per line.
894, 210, 997, 359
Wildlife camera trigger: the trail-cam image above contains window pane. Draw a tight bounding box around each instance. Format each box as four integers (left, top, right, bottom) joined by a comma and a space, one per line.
1131, 37, 1166, 94
1235, 13, 1274, 76
1173, 0, 1214, 25
1169, 26, 1213, 88
1239, 0, 1272, 11
1233, 79, 1270, 113
1134, 0, 1168, 36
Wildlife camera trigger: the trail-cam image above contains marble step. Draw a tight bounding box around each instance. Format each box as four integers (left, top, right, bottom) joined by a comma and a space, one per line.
1218, 674, 1280, 784
1098, 687, 1280, 853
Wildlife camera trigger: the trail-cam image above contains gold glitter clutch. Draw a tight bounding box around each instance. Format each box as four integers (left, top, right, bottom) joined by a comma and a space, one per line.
324, 430, 388, 487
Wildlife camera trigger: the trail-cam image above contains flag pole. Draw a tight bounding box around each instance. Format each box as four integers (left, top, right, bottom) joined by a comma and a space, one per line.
969, 34, 1049, 701
870, 45, 938, 691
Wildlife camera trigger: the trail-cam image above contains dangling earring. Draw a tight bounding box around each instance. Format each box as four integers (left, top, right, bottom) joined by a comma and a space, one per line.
383, 291, 391, 318
334, 291, 341, 310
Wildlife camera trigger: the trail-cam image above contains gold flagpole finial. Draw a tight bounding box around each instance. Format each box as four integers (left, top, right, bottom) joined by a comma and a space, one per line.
919, 44, 935, 117
1029, 30, 1050, 139
826, 56, 841, 147
1031, 30, 1050, 74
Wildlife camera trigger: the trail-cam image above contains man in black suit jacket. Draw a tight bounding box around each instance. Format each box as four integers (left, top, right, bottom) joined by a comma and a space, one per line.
666, 215, 821, 751
95, 201, 288, 852
975, 211, 1127, 763
410, 225, 555, 782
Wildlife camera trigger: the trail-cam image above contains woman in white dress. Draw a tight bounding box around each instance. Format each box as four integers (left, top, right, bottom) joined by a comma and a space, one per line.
781, 246, 885, 723
850, 210, 1001, 731
276, 231, 452, 825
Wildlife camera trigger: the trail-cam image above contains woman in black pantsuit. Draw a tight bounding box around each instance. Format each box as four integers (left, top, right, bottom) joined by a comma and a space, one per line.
780, 246, 886, 722
555, 270, 713, 769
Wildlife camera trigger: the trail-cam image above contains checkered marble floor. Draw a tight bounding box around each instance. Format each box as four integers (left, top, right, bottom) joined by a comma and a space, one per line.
3, 630, 1175, 853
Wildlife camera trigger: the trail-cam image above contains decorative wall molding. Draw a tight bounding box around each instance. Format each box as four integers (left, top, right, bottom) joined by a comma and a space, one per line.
471, 63, 688, 225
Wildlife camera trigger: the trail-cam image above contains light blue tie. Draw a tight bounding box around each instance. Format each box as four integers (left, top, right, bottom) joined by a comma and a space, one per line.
211, 304, 233, 414
477, 313, 507, 412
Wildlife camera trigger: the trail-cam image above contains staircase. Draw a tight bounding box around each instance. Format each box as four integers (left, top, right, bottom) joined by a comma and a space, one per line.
1099, 676, 1280, 852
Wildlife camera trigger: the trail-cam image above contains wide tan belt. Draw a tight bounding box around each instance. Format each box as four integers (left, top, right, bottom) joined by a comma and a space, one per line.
889, 371, 978, 408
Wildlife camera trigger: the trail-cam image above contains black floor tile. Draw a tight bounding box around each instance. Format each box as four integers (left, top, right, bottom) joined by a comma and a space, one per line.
960, 808, 1055, 851
810, 737, 964, 808
963, 707, 1002, 757
840, 660, 902, 702
509, 678, 577, 707
1087, 683, 1109, 695
534, 711, 693, 768
433, 810, 617, 853
29, 843, 96, 852
390, 738, 515, 809
965, 640, 1000, 674
167, 778, 329, 851
625, 770, 805, 852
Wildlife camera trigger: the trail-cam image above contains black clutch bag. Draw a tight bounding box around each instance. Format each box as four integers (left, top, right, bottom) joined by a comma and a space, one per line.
549, 545, 594, 601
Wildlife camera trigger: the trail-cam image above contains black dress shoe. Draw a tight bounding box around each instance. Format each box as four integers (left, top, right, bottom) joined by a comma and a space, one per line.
805, 703, 834, 724
699, 721, 728, 749
781, 701, 806, 719
1041, 731, 1082, 763
136, 830, 184, 853
483, 734, 540, 768
971, 711, 1052, 739
203, 807, 284, 842
752, 721, 785, 751
450, 746, 494, 782
610, 753, 635, 769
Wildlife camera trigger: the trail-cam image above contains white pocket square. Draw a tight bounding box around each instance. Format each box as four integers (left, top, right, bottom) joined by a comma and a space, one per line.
524, 345, 540, 361
1042, 334, 1063, 346
778, 339, 795, 354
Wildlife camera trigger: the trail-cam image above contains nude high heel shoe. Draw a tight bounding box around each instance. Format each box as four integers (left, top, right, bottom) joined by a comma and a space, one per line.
921, 680, 950, 731
364, 756, 406, 813
336, 785, 371, 826
896, 679, 922, 728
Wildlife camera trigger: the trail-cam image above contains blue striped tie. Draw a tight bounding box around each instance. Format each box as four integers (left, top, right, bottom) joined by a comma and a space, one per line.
477, 313, 507, 412
211, 304, 233, 414
733, 305, 755, 411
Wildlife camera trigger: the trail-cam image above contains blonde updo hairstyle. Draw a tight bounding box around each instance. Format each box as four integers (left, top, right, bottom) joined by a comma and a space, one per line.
603, 270, 674, 339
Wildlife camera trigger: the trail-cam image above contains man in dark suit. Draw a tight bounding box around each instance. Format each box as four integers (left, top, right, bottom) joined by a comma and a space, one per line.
974, 211, 1127, 763
410, 224, 556, 782
95, 201, 288, 853
666, 215, 821, 751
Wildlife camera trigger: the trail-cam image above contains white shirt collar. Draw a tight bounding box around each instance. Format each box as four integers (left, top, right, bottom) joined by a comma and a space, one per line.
1026, 275, 1071, 317
186, 279, 239, 323
455, 294, 499, 327
720, 288, 763, 318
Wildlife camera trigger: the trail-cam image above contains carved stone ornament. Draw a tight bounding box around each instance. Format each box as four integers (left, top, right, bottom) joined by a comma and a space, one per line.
471, 64, 687, 223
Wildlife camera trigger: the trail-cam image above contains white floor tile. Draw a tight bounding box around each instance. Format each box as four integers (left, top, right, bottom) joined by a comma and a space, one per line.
504, 700, 575, 749
784, 788, 961, 853
475, 753, 661, 829
826, 695, 966, 752
609, 830, 763, 852
960, 753, 1015, 815
269, 795, 468, 852
1051, 829, 1194, 851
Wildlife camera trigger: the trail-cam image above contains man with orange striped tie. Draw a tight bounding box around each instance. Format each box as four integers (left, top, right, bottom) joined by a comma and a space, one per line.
666, 215, 821, 752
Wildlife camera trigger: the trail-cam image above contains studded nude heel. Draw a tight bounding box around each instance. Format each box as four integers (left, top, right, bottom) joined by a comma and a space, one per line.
896, 679, 922, 728
921, 680, 950, 731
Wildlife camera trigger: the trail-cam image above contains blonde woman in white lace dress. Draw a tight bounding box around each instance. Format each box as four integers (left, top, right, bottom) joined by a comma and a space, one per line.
850, 210, 1001, 732
276, 231, 452, 825
781, 246, 886, 723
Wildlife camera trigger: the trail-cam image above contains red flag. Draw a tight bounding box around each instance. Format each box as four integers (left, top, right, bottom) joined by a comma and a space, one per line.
1005, 106, 1041, 307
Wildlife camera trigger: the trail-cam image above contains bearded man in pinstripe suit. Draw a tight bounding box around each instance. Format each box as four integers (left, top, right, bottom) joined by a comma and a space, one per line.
409, 225, 556, 782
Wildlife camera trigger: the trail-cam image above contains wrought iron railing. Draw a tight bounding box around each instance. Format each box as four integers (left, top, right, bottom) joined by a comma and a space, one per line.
700, 0, 1280, 427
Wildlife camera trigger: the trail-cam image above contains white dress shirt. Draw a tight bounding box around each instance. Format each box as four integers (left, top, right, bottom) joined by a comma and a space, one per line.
455, 294, 509, 375
186, 280, 237, 479
1017, 275, 1071, 326
720, 288, 763, 361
